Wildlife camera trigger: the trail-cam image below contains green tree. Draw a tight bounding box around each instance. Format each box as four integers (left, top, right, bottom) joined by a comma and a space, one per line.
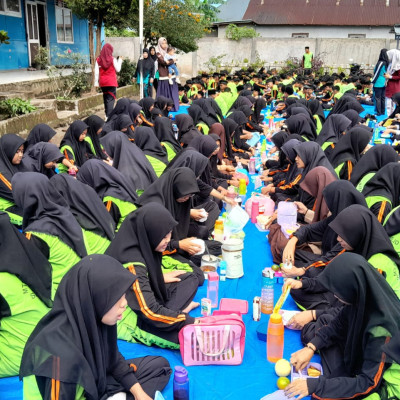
185, 0, 224, 22
0, 30, 10, 45
65, 0, 138, 87
135, 0, 211, 53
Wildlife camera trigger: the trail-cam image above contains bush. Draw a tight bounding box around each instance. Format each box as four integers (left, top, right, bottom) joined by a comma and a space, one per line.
0, 98, 36, 118
118, 59, 136, 87
105, 27, 137, 37
225, 24, 259, 41
203, 54, 226, 72
33, 46, 49, 70
0, 30, 10, 45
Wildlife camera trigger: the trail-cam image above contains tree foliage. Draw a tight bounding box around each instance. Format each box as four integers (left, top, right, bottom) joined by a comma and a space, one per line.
225, 24, 259, 41
136, 0, 212, 53
0, 30, 10, 45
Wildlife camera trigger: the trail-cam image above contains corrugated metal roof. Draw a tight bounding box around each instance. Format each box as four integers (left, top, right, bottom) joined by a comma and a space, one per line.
243, 0, 400, 26
215, 0, 251, 23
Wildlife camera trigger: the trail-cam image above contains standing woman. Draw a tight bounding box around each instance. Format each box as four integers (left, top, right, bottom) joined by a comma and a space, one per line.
385, 49, 400, 116
21, 254, 172, 400
0, 133, 26, 225
149, 46, 159, 95
95, 43, 123, 119
134, 49, 155, 98
373, 49, 389, 116
155, 37, 180, 111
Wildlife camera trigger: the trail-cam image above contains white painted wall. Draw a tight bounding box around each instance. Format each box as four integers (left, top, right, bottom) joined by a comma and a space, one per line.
218, 25, 393, 39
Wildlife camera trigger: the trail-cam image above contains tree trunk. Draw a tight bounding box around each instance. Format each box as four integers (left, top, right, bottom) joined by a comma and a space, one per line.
88, 20, 96, 91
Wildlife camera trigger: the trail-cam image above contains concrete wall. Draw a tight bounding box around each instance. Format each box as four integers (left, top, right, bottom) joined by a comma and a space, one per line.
105, 36, 398, 78
217, 25, 393, 39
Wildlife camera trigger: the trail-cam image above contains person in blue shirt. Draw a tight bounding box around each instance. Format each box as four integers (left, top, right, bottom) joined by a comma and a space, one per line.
372, 49, 389, 116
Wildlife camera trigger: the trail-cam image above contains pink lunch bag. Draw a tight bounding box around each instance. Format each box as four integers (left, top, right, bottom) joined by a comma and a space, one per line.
178, 314, 245, 366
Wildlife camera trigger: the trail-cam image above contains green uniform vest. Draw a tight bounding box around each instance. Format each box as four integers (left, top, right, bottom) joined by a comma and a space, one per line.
334, 162, 345, 177
29, 232, 81, 300
58, 145, 75, 173
197, 122, 209, 135
356, 172, 375, 192
117, 262, 179, 349
207, 79, 216, 90
188, 86, 198, 98
162, 142, 177, 163
365, 195, 392, 210
368, 253, 400, 299
321, 142, 333, 151
82, 229, 110, 255
314, 115, 323, 135
303, 52, 313, 69
145, 155, 166, 178
84, 136, 104, 158
384, 206, 400, 260
0, 273, 50, 378
0, 197, 23, 226
103, 196, 137, 231
227, 82, 238, 97
334, 92, 343, 101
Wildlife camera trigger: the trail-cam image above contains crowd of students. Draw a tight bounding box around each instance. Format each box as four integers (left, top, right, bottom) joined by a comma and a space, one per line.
1, 44, 400, 400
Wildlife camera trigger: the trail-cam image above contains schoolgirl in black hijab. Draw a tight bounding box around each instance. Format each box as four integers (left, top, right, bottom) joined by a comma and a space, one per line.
83, 115, 108, 160
350, 144, 399, 191
286, 252, 400, 400
20, 254, 171, 399
155, 96, 169, 117
106, 204, 200, 346
134, 126, 169, 165
328, 126, 372, 180
227, 111, 252, 156
188, 104, 215, 129
175, 114, 202, 147
138, 97, 155, 127
221, 118, 238, 161
342, 109, 362, 128
19, 142, 63, 178
100, 131, 157, 195
286, 114, 317, 141
26, 124, 56, 149
154, 117, 182, 155
307, 99, 326, 125
59, 120, 91, 167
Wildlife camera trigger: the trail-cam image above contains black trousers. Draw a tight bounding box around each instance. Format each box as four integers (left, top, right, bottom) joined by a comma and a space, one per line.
374, 86, 386, 116
102, 86, 117, 118
107, 356, 172, 399
188, 200, 220, 239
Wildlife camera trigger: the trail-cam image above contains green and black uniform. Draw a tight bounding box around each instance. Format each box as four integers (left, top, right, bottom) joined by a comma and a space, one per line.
154, 117, 182, 162
0, 213, 52, 378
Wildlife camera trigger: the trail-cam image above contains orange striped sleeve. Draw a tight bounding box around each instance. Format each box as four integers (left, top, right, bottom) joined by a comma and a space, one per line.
105, 200, 112, 212
278, 174, 302, 190
0, 172, 12, 191
304, 249, 346, 271
377, 201, 387, 223
347, 160, 353, 180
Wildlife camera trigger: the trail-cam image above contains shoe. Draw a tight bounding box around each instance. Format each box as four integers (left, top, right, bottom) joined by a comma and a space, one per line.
169, 78, 173, 85
176, 77, 181, 84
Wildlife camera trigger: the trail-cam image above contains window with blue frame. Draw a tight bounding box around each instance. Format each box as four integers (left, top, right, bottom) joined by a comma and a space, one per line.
55, 3, 73, 43
0, 0, 22, 17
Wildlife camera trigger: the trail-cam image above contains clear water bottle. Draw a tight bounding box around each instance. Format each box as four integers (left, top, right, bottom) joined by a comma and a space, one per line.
173, 366, 189, 400
207, 271, 219, 308
261, 268, 274, 314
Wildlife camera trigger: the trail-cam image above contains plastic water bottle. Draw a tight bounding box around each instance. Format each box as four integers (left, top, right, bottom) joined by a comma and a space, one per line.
207, 272, 219, 307
214, 220, 224, 242
251, 200, 259, 223
219, 260, 227, 281
373, 122, 380, 143
249, 157, 256, 174
239, 179, 247, 195
236, 161, 243, 171
260, 138, 267, 154
267, 313, 284, 362
173, 366, 189, 400
261, 268, 274, 314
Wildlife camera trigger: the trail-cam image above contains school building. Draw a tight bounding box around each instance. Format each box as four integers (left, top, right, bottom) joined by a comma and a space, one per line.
0, 0, 90, 70
215, 0, 400, 40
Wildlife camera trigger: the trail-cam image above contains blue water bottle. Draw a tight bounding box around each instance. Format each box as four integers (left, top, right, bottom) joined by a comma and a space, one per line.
173, 366, 189, 400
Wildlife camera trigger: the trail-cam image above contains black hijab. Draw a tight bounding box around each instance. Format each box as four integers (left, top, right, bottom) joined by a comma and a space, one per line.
0, 212, 52, 311
51, 174, 115, 240
188, 135, 218, 158
128, 103, 142, 123
137, 168, 199, 241
138, 49, 155, 78
0, 133, 26, 201
271, 130, 290, 168
164, 149, 209, 180
294, 141, 337, 178
139, 97, 155, 119
350, 144, 399, 187
149, 46, 157, 61
26, 124, 56, 149
20, 254, 137, 400
307, 99, 326, 125
227, 111, 248, 149
342, 109, 362, 128
315, 114, 352, 146
384, 206, 400, 237
254, 97, 267, 123
328, 126, 372, 168
155, 96, 169, 116
134, 126, 169, 164
318, 252, 400, 374
12, 172, 87, 258
286, 114, 317, 141
83, 115, 107, 160
281, 139, 302, 182
60, 120, 89, 167
106, 203, 177, 304
193, 98, 219, 125
232, 96, 252, 110
175, 114, 202, 147
106, 98, 130, 121
154, 117, 182, 153
321, 180, 368, 252
330, 205, 400, 269
19, 142, 63, 178
362, 162, 400, 207
328, 94, 358, 116
115, 114, 135, 140
222, 118, 238, 160
188, 104, 214, 127
388, 92, 400, 119
77, 159, 138, 203
100, 131, 157, 193
206, 98, 224, 123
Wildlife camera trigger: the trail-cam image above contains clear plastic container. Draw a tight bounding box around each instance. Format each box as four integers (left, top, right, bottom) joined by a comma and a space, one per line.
214, 220, 224, 242
261, 268, 274, 314
267, 313, 284, 362
207, 271, 219, 308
